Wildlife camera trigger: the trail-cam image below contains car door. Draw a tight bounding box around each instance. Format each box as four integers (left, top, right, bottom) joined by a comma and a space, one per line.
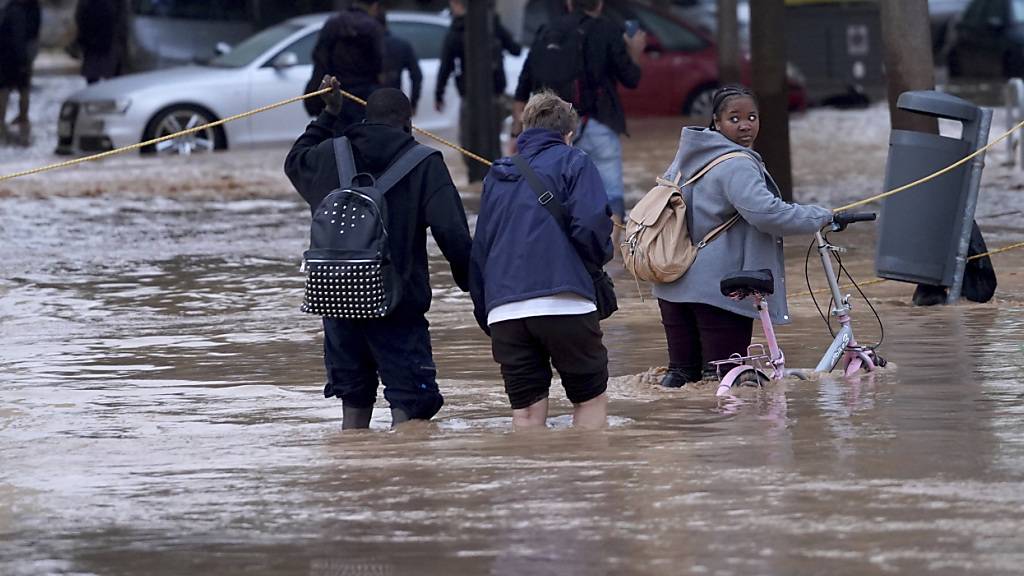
955, 0, 1006, 75
246, 30, 317, 147
611, 3, 717, 116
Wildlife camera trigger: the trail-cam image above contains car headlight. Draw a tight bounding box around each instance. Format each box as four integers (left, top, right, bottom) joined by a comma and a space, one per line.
83, 99, 131, 115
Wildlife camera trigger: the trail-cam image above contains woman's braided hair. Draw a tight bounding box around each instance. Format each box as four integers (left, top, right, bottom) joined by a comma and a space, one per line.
708, 84, 757, 130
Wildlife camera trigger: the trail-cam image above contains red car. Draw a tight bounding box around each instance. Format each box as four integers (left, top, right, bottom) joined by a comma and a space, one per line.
522, 0, 807, 118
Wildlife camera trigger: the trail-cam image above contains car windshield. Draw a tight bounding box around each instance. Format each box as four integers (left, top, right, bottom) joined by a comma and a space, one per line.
209, 23, 306, 68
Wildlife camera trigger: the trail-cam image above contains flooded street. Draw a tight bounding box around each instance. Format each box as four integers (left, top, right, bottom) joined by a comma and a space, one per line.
3, 106, 1024, 575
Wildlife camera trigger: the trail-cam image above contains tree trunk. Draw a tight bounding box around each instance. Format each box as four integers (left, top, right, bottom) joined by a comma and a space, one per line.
749, 0, 792, 201
465, 1, 500, 183
879, 0, 937, 134
717, 0, 741, 85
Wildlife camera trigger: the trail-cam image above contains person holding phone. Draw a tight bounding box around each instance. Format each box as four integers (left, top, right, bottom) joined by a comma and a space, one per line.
514, 0, 645, 246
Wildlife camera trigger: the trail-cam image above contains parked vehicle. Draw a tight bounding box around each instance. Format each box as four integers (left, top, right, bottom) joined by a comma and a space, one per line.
947, 0, 1024, 78
930, 0, 972, 57
522, 0, 807, 118
127, 0, 336, 70
57, 12, 527, 156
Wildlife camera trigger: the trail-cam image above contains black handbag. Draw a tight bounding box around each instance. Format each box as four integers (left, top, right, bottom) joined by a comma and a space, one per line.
512, 155, 618, 320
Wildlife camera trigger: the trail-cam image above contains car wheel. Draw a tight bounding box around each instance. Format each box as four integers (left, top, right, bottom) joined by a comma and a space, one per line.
684, 85, 718, 120
142, 105, 225, 155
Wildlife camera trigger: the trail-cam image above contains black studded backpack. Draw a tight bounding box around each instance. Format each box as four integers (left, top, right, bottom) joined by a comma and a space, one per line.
302, 137, 437, 319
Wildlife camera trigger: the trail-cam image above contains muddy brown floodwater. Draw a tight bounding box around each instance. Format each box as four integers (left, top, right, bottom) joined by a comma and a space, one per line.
2, 109, 1024, 575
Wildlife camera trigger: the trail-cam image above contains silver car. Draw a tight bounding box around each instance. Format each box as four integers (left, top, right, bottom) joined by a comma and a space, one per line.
57, 12, 526, 156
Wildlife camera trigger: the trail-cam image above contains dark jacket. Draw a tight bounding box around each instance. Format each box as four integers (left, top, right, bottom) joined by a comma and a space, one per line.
382, 31, 422, 111
469, 128, 613, 331
304, 6, 384, 116
285, 113, 472, 318
515, 12, 641, 135
0, 0, 37, 87
74, 0, 128, 82
435, 14, 521, 103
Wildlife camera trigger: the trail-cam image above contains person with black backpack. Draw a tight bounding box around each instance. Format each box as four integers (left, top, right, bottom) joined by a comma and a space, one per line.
512, 0, 644, 241
285, 78, 473, 430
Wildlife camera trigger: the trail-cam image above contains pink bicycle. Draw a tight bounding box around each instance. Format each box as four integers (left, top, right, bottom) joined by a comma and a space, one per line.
713, 212, 886, 397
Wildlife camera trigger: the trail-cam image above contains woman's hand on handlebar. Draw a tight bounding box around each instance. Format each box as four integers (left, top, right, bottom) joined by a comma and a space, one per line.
831, 211, 877, 232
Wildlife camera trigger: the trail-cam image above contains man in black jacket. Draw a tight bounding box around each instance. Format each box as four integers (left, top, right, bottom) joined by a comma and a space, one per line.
379, 10, 423, 114
286, 78, 473, 429
303, 0, 383, 125
435, 0, 521, 177
513, 0, 643, 240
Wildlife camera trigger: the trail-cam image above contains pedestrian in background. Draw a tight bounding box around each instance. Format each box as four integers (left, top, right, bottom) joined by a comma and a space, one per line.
303, 0, 383, 128
75, 0, 129, 85
0, 0, 40, 145
513, 0, 645, 245
379, 9, 423, 115
470, 91, 613, 430
286, 80, 473, 429
435, 0, 521, 179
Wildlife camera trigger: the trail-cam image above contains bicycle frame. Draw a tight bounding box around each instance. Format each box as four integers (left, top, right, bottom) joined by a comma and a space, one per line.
812, 229, 878, 377
715, 228, 880, 397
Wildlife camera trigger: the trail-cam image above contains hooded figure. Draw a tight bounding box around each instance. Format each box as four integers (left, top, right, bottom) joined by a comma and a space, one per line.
75, 0, 129, 84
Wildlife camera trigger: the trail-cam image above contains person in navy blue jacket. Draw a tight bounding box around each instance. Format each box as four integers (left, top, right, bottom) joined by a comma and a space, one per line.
470, 91, 613, 430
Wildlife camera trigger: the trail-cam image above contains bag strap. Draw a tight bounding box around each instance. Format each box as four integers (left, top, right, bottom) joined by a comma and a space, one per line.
333, 137, 357, 189
512, 154, 599, 276
374, 144, 439, 194
658, 151, 753, 249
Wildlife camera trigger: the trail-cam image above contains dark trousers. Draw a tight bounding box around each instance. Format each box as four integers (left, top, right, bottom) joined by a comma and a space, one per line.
658, 300, 753, 380
322, 313, 443, 420
489, 313, 609, 410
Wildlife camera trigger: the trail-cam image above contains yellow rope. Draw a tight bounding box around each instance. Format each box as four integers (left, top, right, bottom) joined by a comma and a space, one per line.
0, 86, 491, 184
833, 117, 1024, 213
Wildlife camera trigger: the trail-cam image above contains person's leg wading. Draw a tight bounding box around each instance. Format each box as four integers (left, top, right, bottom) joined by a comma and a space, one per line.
692, 303, 754, 378
575, 118, 626, 244
490, 318, 554, 430
322, 317, 379, 429
657, 300, 703, 386
367, 314, 444, 426
533, 313, 609, 429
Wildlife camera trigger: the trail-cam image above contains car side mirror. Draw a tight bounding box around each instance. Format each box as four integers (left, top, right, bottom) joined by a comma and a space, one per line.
215, 42, 232, 56
272, 52, 299, 69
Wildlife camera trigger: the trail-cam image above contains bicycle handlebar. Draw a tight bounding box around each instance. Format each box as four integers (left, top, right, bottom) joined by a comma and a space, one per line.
831, 211, 877, 232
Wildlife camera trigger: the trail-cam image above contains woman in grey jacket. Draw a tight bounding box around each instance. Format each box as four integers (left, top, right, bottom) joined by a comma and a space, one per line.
656, 85, 833, 388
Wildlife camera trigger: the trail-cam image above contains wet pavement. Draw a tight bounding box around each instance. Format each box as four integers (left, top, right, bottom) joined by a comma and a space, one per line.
3, 106, 1024, 574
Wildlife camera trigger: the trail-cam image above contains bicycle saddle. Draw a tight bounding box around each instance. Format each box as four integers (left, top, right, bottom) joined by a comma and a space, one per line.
720, 269, 775, 297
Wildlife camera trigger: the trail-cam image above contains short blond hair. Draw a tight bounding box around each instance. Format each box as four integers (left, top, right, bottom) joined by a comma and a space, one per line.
522, 91, 578, 137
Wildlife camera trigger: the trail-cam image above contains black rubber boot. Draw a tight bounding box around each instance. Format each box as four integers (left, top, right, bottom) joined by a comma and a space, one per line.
342, 405, 373, 430
660, 367, 699, 388
390, 408, 411, 428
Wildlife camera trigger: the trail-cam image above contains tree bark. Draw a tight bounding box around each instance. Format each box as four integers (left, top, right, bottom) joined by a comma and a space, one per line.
879, 0, 938, 134
465, 1, 500, 183
717, 0, 741, 85
749, 0, 792, 201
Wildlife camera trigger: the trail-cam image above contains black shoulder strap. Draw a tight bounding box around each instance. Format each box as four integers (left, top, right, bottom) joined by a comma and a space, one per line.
511, 154, 598, 275
333, 137, 357, 189
374, 144, 438, 194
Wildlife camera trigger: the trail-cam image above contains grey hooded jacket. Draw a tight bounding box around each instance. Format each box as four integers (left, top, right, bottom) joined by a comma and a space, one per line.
652, 127, 833, 324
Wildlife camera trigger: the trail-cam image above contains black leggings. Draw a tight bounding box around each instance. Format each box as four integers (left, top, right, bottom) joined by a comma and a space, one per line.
658, 300, 754, 380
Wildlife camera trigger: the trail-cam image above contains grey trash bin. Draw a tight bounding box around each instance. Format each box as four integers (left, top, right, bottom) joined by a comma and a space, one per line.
875, 91, 986, 288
